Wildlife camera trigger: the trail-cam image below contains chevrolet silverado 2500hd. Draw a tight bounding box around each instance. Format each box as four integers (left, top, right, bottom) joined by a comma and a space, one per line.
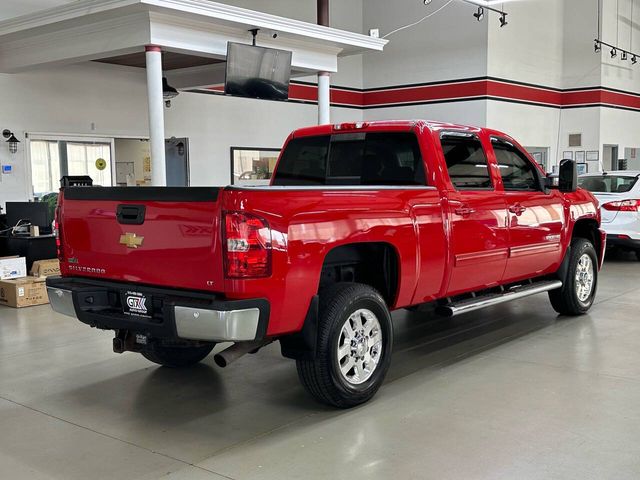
47, 120, 605, 408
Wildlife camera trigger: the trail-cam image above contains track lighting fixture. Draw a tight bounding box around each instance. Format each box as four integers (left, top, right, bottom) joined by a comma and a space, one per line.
499, 12, 508, 27
423, 0, 432, 4
473, 6, 484, 21
592, 1, 639, 66
594, 39, 639, 66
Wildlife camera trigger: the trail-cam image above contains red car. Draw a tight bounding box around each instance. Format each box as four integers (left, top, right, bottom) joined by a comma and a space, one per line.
47, 120, 605, 408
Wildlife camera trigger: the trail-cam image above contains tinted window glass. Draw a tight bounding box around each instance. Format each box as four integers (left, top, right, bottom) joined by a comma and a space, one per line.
492, 139, 541, 191
272, 132, 425, 186
441, 134, 492, 190
327, 133, 365, 184
271, 135, 329, 185
578, 175, 639, 193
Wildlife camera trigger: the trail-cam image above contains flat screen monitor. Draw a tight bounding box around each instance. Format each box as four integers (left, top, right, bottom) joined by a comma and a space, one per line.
225, 42, 292, 101
5, 202, 52, 232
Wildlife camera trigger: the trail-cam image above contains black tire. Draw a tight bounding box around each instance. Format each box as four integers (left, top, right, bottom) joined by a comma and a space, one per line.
296, 283, 393, 408
549, 238, 598, 316
141, 342, 215, 368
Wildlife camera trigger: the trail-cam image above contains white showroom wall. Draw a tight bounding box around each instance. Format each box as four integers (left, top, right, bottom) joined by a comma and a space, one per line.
0, 62, 150, 207
364, 101, 488, 128
487, 0, 565, 88
362, 0, 488, 88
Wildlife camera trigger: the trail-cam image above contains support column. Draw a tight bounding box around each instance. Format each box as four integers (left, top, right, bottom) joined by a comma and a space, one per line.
145, 45, 167, 186
317, 0, 330, 125
318, 72, 330, 125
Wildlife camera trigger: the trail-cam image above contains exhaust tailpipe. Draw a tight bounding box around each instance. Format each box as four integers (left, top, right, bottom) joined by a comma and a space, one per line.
214, 340, 270, 368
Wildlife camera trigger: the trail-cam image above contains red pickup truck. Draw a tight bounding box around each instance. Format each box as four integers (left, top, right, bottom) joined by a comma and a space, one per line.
47, 120, 605, 408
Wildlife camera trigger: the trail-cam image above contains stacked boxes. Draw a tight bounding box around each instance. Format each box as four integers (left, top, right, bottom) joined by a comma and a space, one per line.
0, 257, 59, 308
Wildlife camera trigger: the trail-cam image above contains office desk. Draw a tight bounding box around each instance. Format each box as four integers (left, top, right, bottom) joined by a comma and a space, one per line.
0, 234, 57, 270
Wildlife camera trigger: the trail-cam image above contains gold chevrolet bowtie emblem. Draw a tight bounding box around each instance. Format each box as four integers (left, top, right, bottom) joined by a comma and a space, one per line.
119, 233, 144, 249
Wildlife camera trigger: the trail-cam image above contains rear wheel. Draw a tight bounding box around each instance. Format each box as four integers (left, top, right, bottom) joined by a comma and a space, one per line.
296, 283, 393, 408
142, 342, 215, 368
549, 238, 598, 315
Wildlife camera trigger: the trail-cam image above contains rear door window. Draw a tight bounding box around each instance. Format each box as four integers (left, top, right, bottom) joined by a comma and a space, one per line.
272, 132, 426, 186
440, 133, 492, 190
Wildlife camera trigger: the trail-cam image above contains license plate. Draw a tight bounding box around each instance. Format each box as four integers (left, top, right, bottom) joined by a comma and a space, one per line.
122, 290, 153, 318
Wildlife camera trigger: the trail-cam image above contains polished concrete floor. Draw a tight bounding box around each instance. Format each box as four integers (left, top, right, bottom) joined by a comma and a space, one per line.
1, 254, 640, 480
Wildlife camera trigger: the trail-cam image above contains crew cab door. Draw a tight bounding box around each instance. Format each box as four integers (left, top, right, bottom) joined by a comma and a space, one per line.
490, 137, 564, 281
440, 131, 509, 296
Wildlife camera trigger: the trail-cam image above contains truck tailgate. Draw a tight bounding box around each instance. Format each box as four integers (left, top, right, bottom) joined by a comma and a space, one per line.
59, 187, 224, 292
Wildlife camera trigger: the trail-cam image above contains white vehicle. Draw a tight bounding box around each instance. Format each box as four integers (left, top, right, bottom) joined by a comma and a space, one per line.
578, 171, 640, 260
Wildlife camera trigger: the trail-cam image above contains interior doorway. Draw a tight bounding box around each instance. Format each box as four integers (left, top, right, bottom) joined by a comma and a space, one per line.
113, 137, 189, 186
165, 137, 189, 187
603, 144, 619, 171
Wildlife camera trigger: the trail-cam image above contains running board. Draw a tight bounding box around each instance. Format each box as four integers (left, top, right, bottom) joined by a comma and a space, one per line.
436, 280, 563, 318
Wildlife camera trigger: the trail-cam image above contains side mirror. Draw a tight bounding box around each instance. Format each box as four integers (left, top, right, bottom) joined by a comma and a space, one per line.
558, 159, 577, 193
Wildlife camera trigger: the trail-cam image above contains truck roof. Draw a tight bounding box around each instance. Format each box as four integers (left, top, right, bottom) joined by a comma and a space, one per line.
291, 120, 508, 139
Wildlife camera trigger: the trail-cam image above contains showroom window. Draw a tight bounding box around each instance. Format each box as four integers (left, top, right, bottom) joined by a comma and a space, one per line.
491, 138, 542, 191
440, 133, 492, 190
231, 147, 281, 186
272, 132, 425, 186
30, 137, 113, 197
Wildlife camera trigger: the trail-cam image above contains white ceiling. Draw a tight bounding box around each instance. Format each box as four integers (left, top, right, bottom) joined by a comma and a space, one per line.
0, 0, 78, 21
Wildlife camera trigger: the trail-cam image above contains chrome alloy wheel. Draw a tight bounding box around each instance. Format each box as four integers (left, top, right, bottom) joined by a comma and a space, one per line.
575, 253, 595, 302
336, 309, 383, 385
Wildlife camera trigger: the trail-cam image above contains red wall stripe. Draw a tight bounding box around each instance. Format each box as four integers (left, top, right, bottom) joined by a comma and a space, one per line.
201, 78, 640, 112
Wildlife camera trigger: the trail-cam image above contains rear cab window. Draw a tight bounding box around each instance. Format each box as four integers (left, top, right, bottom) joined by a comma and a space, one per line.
272, 132, 426, 186
579, 175, 639, 193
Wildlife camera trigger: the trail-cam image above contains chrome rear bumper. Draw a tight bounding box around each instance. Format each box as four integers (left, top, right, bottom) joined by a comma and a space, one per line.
174, 306, 260, 342
46, 277, 268, 343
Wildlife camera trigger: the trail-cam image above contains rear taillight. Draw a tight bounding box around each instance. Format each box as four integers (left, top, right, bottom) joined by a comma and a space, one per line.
602, 199, 640, 212
223, 211, 272, 278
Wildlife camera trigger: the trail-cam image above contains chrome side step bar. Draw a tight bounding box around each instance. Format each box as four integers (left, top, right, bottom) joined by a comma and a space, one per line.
436, 280, 563, 318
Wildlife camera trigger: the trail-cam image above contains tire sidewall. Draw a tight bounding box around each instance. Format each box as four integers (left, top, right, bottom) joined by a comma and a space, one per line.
326, 291, 393, 400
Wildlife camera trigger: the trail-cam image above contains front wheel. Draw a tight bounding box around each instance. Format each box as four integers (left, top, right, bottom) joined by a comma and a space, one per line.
141, 342, 215, 368
549, 238, 598, 315
296, 283, 393, 408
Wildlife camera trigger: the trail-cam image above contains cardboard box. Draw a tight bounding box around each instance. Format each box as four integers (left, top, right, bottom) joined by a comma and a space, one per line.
0, 276, 49, 308
30, 259, 61, 277
0, 256, 27, 280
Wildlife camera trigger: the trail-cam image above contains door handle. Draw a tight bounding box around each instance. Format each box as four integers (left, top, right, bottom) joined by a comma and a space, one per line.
454, 206, 476, 217
509, 204, 526, 216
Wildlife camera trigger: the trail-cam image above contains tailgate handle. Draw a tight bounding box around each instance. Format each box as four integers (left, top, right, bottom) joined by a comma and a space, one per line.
116, 204, 146, 225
